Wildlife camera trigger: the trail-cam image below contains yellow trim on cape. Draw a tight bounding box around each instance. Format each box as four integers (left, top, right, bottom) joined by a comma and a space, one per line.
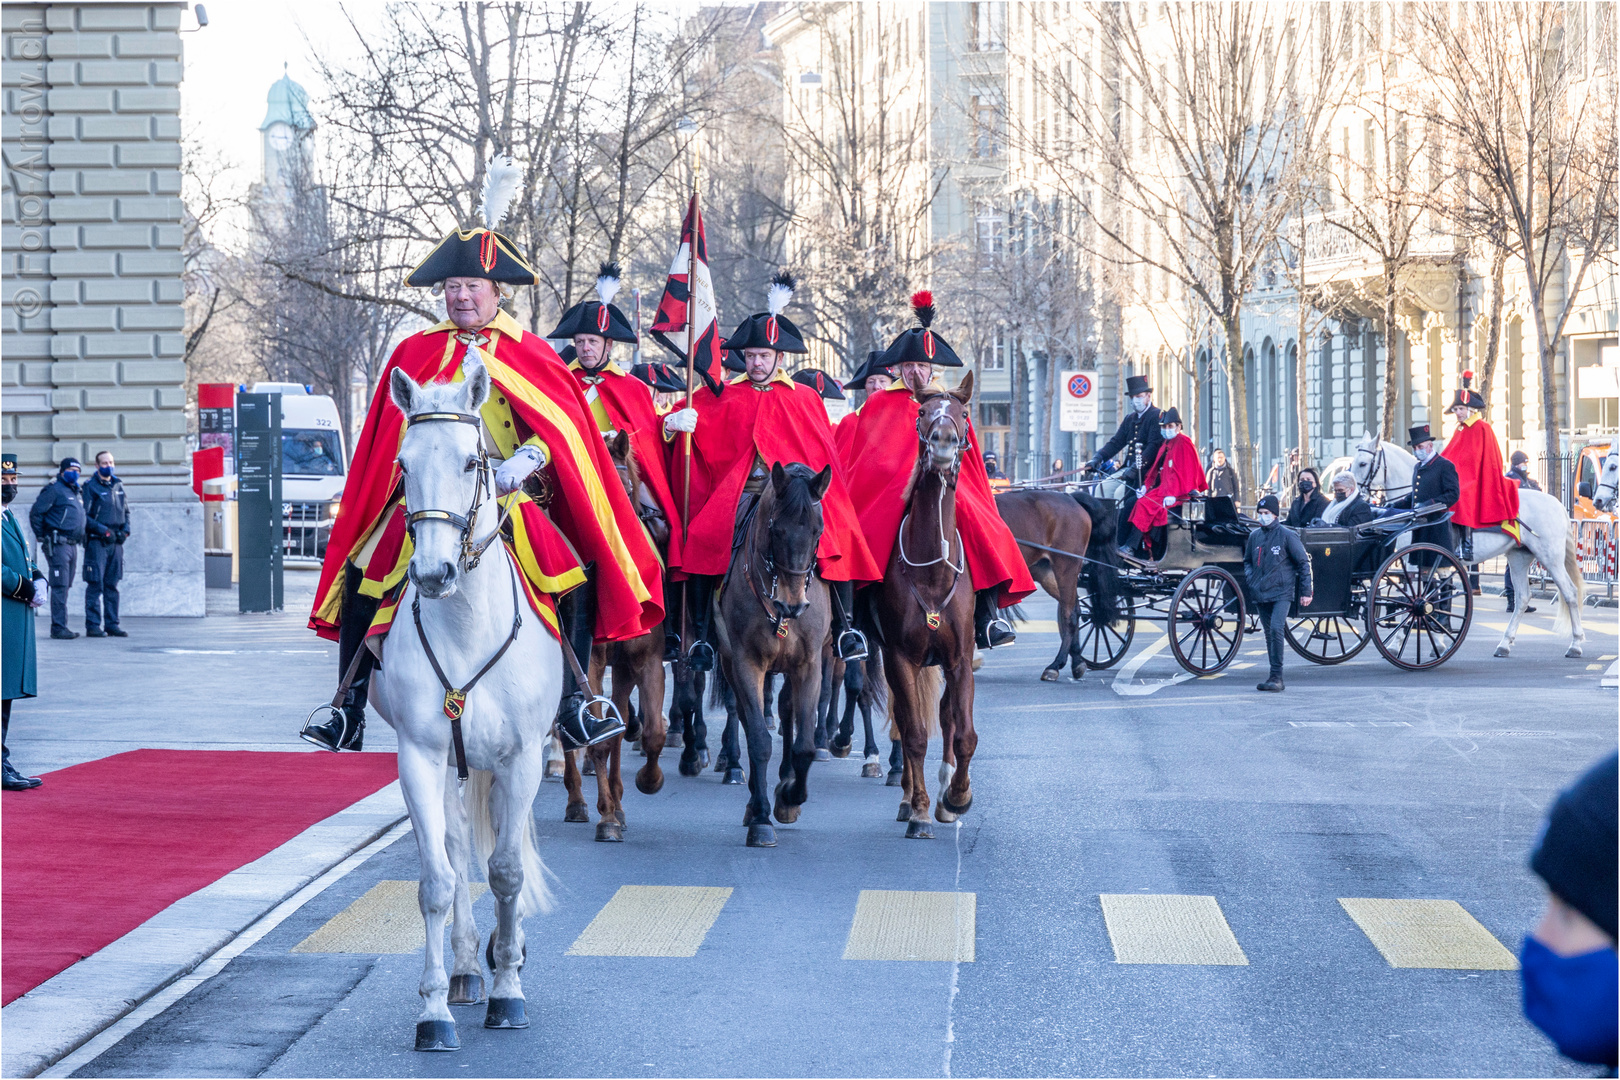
727, 368, 796, 388
568, 358, 628, 378
510, 498, 589, 595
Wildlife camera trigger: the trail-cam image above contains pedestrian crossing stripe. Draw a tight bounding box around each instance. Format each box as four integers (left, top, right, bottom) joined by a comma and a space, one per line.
292, 881, 488, 954
566, 885, 732, 957
1098, 894, 1248, 965
1338, 898, 1518, 970
842, 890, 975, 961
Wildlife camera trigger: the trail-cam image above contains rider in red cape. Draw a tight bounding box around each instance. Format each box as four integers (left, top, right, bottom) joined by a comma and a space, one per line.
1440, 371, 1519, 560
664, 272, 879, 672
840, 291, 1035, 650
552, 262, 684, 660
305, 157, 657, 755
1119, 407, 1207, 560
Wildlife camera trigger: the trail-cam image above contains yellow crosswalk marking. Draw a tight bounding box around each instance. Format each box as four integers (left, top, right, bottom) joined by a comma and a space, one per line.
566, 885, 732, 957
1098, 894, 1249, 965
292, 880, 488, 954
1338, 898, 1518, 969
842, 890, 975, 961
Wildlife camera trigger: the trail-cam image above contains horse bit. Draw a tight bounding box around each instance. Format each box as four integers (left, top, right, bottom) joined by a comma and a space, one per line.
744, 510, 816, 638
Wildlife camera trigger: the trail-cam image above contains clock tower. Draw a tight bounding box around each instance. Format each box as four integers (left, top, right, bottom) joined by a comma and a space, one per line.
259, 67, 315, 192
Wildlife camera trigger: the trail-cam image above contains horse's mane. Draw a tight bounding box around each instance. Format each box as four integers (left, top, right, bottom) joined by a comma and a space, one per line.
770, 461, 821, 520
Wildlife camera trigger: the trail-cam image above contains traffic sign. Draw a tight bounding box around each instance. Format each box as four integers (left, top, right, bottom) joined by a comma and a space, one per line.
1059, 370, 1098, 432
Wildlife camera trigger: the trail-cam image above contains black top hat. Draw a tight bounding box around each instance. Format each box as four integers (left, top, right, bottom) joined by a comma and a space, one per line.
629, 363, 688, 395
1160, 406, 1183, 426
878, 291, 964, 368
1124, 374, 1152, 397
846, 350, 895, 388
549, 263, 638, 344
721, 272, 809, 355
1408, 424, 1435, 446
1446, 369, 1487, 413
791, 368, 846, 400
404, 157, 537, 287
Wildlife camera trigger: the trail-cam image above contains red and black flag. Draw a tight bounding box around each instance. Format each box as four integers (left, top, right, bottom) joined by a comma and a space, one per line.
650, 194, 723, 394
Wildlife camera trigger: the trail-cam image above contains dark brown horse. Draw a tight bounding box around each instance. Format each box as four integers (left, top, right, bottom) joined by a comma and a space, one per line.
713, 462, 835, 848
996, 488, 1123, 681
561, 430, 668, 842
872, 373, 978, 838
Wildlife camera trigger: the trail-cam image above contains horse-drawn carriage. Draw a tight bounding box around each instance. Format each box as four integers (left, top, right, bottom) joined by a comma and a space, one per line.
1072, 495, 1475, 675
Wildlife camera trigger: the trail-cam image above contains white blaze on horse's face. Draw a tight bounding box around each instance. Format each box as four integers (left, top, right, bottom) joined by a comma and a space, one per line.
919, 395, 963, 473
390, 363, 492, 600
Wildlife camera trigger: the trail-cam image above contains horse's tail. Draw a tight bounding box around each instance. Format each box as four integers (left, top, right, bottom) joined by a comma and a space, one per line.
1005, 602, 1030, 625
464, 768, 555, 918
860, 652, 888, 712
888, 663, 941, 741
1552, 519, 1586, 635
1076, 493, 1123, 625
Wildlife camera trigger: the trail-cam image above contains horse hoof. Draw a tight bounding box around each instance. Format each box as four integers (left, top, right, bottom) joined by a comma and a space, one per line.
484, 998, 529, 1030
614, 808, 626, 827
814, 748, 831, 762
564, 803, 590, 823
746, 822, 777, 848
1041, 668, 1061, 682
723, 768, 746, 786
666, 729, 683, 749
830, 737, 852, 758
1071, 664, 1087, 681
697, 749, 711, 769
774, 800, 801, 824
636, 767, 665, 795
897, 800, 912, 822
679, 756, 702, 777
1567, 646, 1584, 659
905, 821, 935, 840
885, 769, 904, 788
485, 933, 527, 973
581, 757, 596, 776
861, 761, 883, 779
595, 821, 624, 843
543, 764, 564, 783
942, 790, 974, 816
448, 974, 485, 1006
415, 1019, 460, 1052
1494, 646, 1511, 658
935, 804, 958, 824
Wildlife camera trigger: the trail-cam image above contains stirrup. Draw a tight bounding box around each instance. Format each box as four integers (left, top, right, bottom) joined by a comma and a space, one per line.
557, 694, 626, 751
663, 630, 681, 664
687, 639, 715, 673
986, 616, 1016, 648
836, 628, 869, 663
300, 704, 363, 752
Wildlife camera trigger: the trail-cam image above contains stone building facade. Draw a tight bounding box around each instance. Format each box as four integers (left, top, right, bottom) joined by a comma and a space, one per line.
2, 2, 202, 616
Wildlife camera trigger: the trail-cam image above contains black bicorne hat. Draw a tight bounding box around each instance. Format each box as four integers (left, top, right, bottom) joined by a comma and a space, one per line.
878, 291, 963, 368
630, 363, 688, 395
721, 271, 809, 355
791, 368, 846, 400
1408, 424, 1436, 446
404, 156, 537, 287
846, 350, 895, 388
549, 262, 638, 344
1447, 369, 1486, 413
1124, 374, 1152, 396
556, 344, 577, 365
1160, 406, 1183, 426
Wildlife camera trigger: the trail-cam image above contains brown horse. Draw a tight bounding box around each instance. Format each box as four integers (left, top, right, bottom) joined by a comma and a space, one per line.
872, 373, 978, 838
560, 430, 668, 842
996, 488, 1124, 681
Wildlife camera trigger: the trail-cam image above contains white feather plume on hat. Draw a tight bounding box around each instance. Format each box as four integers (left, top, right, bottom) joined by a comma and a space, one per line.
595, 261, 622, 306
480, 155, 523, 230
766, 270, 796, 317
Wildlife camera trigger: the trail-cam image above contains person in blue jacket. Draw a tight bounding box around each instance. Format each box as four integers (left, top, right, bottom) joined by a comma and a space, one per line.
1243, 493, 1312, 693
3, 455, 46, 790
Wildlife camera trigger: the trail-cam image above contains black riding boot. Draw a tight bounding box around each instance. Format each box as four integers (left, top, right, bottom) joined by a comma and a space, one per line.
974, 588, 1016, 649
663, 579, 683, 663
686, 574, 718, 672
303, 564, 375, 753
829, 578, 868, 661
555, 567, 625, 750
1456, 525, 1475, 563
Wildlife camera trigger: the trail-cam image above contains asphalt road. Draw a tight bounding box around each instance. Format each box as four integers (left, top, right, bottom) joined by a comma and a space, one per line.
58, 588, 1620, 1078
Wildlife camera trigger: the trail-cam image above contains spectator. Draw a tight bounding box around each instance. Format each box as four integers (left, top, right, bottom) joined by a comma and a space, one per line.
1284, 467, 1328, 527
1507, 450, 1542, 491
983, 452, 1006, 480
3, 454, 46, 790
1244, 493, 1312, 692
1207, 447, 1241, 504
1521, 753, 1617, 1071
1319, 470, 1376, 528
28, 458, 86, 640
81, 450, 129, 638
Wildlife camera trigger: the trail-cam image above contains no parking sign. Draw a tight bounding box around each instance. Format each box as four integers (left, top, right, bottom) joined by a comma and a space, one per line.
1059, 370, 1098, 432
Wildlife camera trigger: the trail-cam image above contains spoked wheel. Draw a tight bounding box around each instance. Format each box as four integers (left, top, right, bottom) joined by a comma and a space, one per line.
1074, 590, 1136, 670
1367, 544, 1473, 670
1285, 603, 1370, 665
1167, 566, 1246, 675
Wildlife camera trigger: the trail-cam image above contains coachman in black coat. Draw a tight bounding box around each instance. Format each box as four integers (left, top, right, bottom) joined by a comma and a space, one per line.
1387, 425, 1461, 553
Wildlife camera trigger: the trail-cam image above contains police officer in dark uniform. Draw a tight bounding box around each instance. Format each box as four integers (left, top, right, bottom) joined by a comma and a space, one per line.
81, 450, 129, 638
29, 458, 87, 640
1086, 374, 1162, 531
1387, 424, 1460, 561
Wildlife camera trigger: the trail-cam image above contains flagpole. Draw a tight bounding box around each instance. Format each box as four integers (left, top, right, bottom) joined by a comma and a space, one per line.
678, 120, 700, 666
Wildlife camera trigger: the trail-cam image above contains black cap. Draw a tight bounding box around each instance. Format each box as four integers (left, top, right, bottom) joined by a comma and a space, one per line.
548, 262, 638, 344
1, 454, 16, 478
721, 271, 809, 355
1510, 450, 1530, 467
1530, 753, 1618, 940
1256, 493, 1280, 514
1408, 424, 1435, 447
1125, 374, 1152, 396
59, 457, 82, 473
846, 350, 895, 388
879, 290, 964, 368
791, 368, 846, 400
1160, 406, 1182, 426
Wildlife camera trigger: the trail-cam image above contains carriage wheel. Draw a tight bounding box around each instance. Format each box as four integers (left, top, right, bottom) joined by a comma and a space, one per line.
1285, 605, 1371, 665
1074, 591, 1136, 670
1167, 566, 1246, 675
1367, 544, 1473, 671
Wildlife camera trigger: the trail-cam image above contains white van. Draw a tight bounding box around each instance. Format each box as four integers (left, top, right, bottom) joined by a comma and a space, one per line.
251, 383, 347, 562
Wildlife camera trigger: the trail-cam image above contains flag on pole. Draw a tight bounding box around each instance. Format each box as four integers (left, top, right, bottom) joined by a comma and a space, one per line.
650, 194, 722, 392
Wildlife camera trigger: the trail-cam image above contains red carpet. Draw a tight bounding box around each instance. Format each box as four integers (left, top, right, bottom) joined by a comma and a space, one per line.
1, 750, 399, 1004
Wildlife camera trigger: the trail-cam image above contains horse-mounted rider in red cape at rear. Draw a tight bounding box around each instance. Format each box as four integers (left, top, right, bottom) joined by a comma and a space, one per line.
837, 291, 1036, 649
1439, 370, 1520, 562
664, 271, 881, 672
304, 156, 660, 755
552, 262, 685, 662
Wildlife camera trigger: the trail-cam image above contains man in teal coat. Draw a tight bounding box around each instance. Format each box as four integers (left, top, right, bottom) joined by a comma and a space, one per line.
4, 454, 46, 790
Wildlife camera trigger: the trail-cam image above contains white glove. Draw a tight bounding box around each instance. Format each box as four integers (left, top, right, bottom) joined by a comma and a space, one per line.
663, 407, 698, 434
29, 588, 45, 610
1162, 495, 1176, 507
495, 445, 546, 496
1136, 486, 1148, 499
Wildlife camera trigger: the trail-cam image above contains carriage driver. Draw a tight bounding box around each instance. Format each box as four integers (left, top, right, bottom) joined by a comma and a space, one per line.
661, 272, 881, 671
1085, 374, 1163, 533
1386, 424, 1461, 560
837, 291, 1036, 649
305, 158, 662, 755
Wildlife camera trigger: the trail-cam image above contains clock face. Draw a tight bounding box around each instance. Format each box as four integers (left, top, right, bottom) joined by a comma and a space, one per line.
268, 126, 292, 150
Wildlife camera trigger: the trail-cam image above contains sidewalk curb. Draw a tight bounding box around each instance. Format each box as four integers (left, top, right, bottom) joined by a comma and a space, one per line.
1, 779, 407, 1079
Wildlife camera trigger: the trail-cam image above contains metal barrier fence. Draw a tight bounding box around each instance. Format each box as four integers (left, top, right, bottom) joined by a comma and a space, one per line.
282, 500, 338, 564
1574, 518, 1618, 599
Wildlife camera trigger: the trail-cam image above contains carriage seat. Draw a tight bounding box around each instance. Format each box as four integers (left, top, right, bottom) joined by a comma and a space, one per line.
1183, 494, 1251, 547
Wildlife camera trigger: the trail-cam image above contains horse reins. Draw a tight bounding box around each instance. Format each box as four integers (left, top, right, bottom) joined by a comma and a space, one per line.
742, 501, 815, 638
402, 410, 518, 574
901, 396, 967, 633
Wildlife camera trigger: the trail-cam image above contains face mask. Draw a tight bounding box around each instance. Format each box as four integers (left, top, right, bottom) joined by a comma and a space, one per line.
1298, 478, 1315, 493
1131, 395, 1149, 414
1520, 936, 1619, 1065
61, 470, 79, 485
1257, 512, 1276, 527
98, 465, 113, 478
1415, 445, 1433, 462
1, 483, 14, 506
1333, 490, 1348, 502
1160, 428, 1175, 441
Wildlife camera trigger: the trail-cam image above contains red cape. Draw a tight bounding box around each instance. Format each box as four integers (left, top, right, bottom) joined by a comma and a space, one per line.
672, 376, 880, 581
1442, 417, 1520, 529
567, 363, 684, 557
1130, 433, 1209, 531
310, 314, 663, 643
839, 384, 1035, 605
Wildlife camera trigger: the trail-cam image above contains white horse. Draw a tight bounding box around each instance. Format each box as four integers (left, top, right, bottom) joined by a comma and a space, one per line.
1594, 444, 1619, 513
1349, 430, 1587, 658
369, 359, 561, 1051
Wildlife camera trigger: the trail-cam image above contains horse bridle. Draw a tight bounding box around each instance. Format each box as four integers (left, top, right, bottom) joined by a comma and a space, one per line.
899, 395, 966, 631
1596, 447, 1620, 510
1354, 442, 1411, 502
400, 410, 510, 573
743, 497, 817, 638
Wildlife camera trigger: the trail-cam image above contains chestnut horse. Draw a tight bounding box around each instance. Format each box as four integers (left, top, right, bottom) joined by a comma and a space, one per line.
872, 373, 979, 838
560, 431, 668, 842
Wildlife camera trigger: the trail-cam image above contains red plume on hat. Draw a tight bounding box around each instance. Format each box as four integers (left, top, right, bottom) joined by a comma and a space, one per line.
911, 290, 936, 328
